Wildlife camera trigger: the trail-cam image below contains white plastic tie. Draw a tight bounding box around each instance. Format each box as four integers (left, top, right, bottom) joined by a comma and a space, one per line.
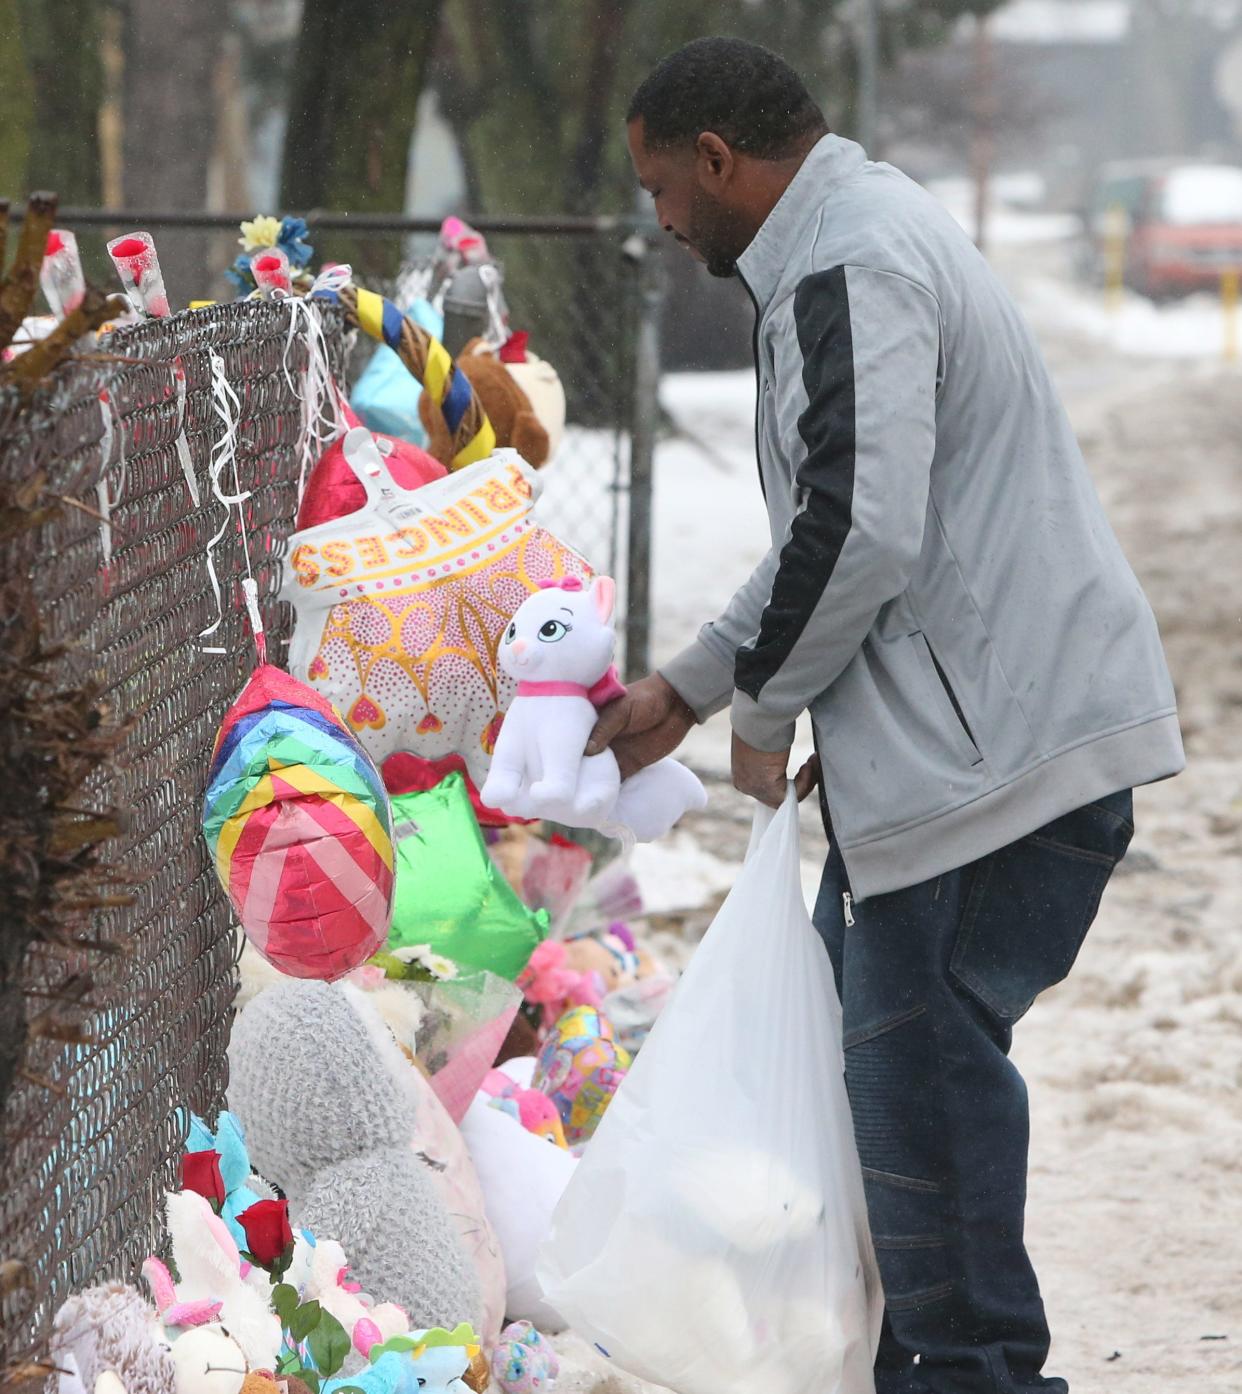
241, 576, 267, 664
95, 390, 127, 568
172, 359, 200, 506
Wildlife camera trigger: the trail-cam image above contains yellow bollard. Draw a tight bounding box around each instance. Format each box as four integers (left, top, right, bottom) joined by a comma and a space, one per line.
1104, 204, 1127, 313
1223, 268, 1239, 364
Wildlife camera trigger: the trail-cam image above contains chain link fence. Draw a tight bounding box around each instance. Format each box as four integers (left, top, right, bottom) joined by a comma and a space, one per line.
38, 211, 664, 673
0, 300, 349, 1366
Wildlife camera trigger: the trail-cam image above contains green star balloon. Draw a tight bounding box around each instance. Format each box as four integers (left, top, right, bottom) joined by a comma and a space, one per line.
387, 773, 548, 980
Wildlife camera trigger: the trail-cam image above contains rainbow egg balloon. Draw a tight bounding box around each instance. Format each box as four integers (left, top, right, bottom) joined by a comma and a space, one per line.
203, 664, 395, 980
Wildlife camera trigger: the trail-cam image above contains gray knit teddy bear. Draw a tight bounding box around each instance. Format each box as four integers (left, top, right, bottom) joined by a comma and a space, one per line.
227, 978, 482, 1333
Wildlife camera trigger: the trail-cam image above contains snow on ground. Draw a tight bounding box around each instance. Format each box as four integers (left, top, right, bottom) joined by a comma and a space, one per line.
579, 222, 1242, 1393
925, 176, 1083, 247
1022, 277, 1240, 360
928, 177, 1241, 362
984, 0, 1131, 46
628, 830, 736, 917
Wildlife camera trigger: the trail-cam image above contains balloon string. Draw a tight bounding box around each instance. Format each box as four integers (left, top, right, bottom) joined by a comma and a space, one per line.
309, 262, 352, 298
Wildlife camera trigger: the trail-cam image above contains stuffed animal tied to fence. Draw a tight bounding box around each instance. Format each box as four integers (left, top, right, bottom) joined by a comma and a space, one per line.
479, 576, 705, 840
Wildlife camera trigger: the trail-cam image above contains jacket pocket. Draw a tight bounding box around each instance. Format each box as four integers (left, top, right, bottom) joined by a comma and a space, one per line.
909, 631, 982, 768
950, 790, 1134, 1021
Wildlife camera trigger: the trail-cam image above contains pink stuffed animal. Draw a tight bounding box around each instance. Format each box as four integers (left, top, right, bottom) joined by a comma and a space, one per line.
481, 1068, 568, 1149
480, 577, 705, 840
516, 940, 601, 1028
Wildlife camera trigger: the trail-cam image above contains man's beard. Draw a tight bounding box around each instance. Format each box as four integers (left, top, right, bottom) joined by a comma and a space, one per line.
687, 189, 746, 279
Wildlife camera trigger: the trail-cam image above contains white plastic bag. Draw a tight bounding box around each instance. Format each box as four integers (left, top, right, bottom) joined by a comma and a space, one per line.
538, 788, 883, 1394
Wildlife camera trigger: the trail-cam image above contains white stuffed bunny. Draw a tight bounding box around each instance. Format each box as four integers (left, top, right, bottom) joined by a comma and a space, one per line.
295, 1231, 410, 1358
142, 1191, 283, 1374
480, 576, 706, 839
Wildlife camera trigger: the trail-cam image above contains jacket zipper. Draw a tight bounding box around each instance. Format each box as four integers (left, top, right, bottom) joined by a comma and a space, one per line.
736, 267, 766, 501
924, 635, 979, 753
843, 891, 855, 926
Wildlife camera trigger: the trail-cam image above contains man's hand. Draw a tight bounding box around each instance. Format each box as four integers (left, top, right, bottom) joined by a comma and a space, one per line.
731, 732, 821, 808
586, 673, 695, 779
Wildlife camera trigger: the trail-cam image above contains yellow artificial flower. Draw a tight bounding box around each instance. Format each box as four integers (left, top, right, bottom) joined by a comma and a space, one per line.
238, 215, 282, 252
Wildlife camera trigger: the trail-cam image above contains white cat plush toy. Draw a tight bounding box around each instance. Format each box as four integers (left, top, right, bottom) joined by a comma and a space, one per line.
480, 576, 706, 841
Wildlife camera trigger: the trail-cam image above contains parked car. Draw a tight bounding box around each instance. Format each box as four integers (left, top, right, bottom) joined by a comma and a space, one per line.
1082, 160, 1242, 298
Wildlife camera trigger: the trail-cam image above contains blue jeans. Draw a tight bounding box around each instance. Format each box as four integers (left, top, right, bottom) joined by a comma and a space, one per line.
813, 790, 1134, 1394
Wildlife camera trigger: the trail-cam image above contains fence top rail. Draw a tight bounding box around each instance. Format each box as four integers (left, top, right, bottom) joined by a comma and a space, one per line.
3, 207, 654, 238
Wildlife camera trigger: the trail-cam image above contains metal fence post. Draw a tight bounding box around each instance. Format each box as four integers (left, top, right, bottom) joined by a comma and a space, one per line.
624, 231, 663, 681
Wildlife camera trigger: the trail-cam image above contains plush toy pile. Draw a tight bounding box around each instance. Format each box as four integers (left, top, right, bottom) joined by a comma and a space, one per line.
52, 809, 678, 1394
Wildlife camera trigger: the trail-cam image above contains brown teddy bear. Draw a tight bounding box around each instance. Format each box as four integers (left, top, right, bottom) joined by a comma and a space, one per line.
419, 337, 551, 469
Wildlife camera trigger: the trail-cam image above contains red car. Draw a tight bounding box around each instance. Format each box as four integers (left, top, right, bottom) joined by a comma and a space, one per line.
1087, 161, 1242, 298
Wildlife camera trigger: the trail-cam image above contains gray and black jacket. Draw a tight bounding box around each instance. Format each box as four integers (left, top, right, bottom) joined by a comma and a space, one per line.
662, 135, 1183, 900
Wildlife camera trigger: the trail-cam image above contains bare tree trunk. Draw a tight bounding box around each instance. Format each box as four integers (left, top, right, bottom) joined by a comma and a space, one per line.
280, 0, 446, 278
564, 0, 637, 214
99, 5, 124, 208
17, 0, 102, 204
281, 0, 445, 212
122, 0, 227, 307
207, 32, 250, 287
0, 0, 34, 198
209, 34, 250, 215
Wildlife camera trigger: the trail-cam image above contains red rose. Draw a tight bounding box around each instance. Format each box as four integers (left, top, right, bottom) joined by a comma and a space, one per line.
181, 1150, 226, 1207
238, 1198, 294, 1267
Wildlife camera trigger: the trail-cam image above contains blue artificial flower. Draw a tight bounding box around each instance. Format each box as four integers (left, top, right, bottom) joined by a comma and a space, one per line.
226, 252, 255, 297
278, 216, 314, 268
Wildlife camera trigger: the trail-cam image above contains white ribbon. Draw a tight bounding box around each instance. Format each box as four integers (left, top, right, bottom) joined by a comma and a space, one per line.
198, 350, 251, 652
283, 295, 344, 503
308, 262, 353, 298
172, 358, 201, 506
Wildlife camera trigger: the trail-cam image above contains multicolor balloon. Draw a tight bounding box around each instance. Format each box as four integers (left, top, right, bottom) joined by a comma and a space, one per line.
203, 665, 394, 980
532, 1005, 631, 1150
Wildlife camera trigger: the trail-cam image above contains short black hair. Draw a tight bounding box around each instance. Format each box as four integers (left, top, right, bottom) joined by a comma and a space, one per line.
627, 37, 828, 160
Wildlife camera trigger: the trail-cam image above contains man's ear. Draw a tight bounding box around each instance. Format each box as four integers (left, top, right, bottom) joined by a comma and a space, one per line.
695, 130, 735, 189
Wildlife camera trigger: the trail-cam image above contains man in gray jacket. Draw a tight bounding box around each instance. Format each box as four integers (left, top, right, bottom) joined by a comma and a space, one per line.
591, 36, 1184, 1394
